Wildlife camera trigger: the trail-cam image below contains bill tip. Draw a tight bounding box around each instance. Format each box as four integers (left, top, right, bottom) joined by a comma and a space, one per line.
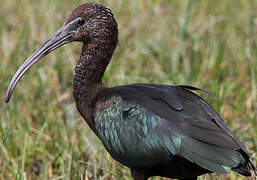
5, 94, 10, 103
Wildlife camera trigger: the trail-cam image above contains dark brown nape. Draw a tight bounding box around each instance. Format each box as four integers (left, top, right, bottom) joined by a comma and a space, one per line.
67, 3, 118, 131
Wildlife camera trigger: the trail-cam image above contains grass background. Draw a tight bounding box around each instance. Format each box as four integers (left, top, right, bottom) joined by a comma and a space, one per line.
0, 0, 256, 179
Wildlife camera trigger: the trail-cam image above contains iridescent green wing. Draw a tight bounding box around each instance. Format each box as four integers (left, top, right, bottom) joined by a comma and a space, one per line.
94, 95, 178, 167
93, 83, 255, 175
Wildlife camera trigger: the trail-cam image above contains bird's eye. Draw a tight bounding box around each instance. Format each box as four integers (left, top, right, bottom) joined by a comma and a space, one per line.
77, 18, 85, 26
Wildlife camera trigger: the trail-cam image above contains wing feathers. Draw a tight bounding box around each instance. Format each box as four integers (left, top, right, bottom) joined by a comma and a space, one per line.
95, 84, 255, 175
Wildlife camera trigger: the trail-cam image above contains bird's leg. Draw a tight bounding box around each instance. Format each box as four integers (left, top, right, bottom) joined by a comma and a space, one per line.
130, 168, 149, 180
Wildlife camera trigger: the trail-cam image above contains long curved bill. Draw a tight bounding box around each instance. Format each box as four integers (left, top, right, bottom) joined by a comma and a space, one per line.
5, 24, 75, 103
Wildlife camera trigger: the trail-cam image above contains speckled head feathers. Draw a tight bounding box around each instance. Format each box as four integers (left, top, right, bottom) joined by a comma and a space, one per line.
65, 3, 118, 43
65, 3, 114, 24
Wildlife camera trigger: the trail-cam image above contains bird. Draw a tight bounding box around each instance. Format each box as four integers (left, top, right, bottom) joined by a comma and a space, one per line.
5, 3, 256, 180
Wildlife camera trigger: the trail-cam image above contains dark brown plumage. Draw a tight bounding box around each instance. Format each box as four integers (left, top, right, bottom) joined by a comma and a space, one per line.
5, 3, 256, 180
64, 4, 118, 133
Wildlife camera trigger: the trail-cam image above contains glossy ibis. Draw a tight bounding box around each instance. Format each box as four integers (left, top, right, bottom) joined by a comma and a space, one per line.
5, 3, 256, 180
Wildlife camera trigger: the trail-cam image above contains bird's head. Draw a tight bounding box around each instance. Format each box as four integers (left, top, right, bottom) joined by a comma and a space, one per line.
5, 3, 118, 102
65, 3, 118, 43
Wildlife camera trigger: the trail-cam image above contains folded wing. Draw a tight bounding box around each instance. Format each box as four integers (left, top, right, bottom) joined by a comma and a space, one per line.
94, 83, 256, 176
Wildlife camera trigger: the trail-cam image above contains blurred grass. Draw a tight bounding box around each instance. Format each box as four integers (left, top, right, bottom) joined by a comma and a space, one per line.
0, 0, 256, 179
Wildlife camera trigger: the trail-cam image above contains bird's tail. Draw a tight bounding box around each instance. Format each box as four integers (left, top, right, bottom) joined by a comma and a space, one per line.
249, 158, 257, 177
232, 149, 256, 177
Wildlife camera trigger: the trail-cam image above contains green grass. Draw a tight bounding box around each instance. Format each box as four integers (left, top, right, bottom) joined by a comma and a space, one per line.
0, 0, 256, 179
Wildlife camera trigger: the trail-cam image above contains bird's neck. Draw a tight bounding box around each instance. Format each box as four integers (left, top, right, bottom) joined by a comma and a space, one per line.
73, 41, 115, 130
